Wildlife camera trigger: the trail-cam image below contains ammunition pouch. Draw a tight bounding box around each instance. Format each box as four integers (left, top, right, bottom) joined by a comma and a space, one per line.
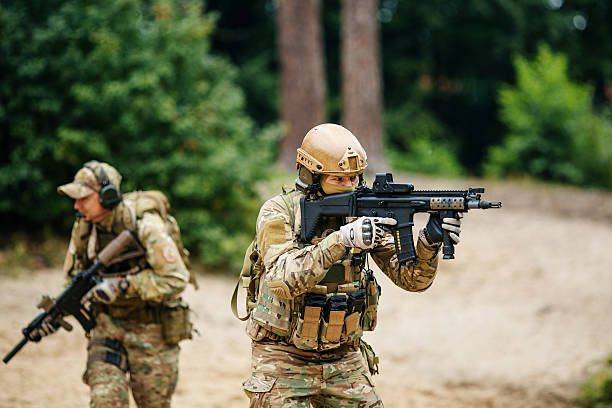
249, 259, 380, 352
161, 302, 193, 345
290, 293, 325, 350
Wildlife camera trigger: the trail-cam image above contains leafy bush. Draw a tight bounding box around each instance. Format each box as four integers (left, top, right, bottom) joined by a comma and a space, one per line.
485, 45, 612, 189
386, 102, 464, 176
0, 0, 276, 269
576, 358, 612, 408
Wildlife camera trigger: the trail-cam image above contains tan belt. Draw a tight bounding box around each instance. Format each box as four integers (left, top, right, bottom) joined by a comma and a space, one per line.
257, 340, 358, 360
93, 304, 163, 324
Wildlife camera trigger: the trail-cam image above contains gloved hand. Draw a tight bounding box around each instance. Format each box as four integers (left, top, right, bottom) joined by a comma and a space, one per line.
339, 217, 397, 249
33, 315, 59, 340
85, 277, 125, 304
420, 213, 462, 246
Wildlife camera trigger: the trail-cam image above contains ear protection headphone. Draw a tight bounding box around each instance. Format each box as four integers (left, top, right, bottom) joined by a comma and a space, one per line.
83, 160, 122, 209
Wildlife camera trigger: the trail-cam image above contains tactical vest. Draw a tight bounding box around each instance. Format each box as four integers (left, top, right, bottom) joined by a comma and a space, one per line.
66, 191, 196, 307
237, 189, 381, 352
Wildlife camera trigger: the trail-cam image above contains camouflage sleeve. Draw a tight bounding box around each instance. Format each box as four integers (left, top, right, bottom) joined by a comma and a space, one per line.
127, 212, 189, 302
370, 232, 440, 292
257, 197, 347, 299
62, 219, 90, 279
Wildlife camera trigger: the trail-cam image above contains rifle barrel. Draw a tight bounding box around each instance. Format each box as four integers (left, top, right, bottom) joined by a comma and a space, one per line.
3, 337, 28, 364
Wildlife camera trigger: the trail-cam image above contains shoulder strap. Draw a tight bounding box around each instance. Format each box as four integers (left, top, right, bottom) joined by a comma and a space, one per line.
231, 239, 258, 321
231, 280, 250, 321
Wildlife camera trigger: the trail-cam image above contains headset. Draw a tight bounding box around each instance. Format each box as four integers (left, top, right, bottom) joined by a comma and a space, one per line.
83, 160, 122, 209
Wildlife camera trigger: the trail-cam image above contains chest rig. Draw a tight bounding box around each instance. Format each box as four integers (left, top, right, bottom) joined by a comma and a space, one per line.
69, 204, 147, 276
68, 204, 148, 308
246, 191, 381, 352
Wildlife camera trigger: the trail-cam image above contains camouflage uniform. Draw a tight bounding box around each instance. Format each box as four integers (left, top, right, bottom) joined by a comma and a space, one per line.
60, 165, 190, 408
242, 189, 440, 407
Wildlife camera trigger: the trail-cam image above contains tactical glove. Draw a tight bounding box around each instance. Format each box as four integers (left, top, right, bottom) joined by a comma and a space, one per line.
33, 315, 59, 339
420, 213, 462, 246
339, 217, 397, 250
85, 276, 127, 304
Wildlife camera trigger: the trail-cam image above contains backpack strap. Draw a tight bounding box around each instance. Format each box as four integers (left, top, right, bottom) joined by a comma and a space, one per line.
231, 239, 258, 321
231, 280, 249, 321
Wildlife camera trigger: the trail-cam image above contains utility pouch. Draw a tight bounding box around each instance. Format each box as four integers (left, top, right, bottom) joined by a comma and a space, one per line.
161, 303, 193, 344
251, 280, 292, 336
359, 339, 380, 375
362, 270, 380, 331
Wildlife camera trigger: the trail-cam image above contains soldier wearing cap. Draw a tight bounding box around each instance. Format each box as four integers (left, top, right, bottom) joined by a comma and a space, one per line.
40, 161, 192, 408
241, 124, 461, 406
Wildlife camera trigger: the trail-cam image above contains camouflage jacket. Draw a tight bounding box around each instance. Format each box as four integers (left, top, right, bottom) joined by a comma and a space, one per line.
247, 189, 440, 348
63, 196, 190, 306
258, 189, 440, 300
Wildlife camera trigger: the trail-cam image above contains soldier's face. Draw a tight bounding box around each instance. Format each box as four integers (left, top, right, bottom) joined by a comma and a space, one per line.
74, 192, 111, 223
326, 175, 358, 187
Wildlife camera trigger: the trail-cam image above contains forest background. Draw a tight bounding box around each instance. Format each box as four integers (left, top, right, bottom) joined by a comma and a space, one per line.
1, 0, 611, 267
1, 1, 612, 406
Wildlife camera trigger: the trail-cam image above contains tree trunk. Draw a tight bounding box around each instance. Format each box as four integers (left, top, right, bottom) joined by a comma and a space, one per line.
341, 0, 386, 173
277, 0, 327, 170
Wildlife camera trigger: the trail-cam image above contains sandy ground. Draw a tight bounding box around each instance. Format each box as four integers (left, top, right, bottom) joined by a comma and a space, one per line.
1, 176, 612, 407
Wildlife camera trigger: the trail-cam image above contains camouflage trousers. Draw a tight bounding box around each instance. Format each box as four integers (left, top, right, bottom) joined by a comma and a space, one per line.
243, 342, 383, 408
83, 313, 180, 408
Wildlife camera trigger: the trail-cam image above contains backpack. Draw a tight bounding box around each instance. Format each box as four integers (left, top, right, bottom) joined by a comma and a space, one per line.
123, 190, 198, 289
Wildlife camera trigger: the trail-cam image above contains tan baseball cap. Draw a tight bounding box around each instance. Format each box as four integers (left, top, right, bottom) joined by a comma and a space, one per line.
58, 162, 122, 199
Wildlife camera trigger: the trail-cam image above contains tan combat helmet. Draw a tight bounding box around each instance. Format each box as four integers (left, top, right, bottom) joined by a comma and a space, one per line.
295, 124, 367, 194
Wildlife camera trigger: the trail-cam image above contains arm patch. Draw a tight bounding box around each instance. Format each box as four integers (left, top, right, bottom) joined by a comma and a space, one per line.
257, 218, 288, 260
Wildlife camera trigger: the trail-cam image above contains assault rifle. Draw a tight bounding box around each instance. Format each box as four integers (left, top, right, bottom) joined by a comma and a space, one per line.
3, 230, 141, 364
300, 173, 502, 264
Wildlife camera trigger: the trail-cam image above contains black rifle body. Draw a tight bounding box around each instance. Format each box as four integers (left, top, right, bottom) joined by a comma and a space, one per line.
300, 173, 501, 264
3, 230, 139, 364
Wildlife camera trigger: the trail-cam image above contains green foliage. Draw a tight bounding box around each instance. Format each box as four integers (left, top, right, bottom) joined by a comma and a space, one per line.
576, 358, 612, 408
204, 1, 612, 173
386, 102, 464, 177
0, 0, 277, 268
205, 0, 278, 126
485, 45, 612, 189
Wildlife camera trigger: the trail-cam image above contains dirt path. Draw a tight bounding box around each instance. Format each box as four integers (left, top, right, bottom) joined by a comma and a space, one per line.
2, 178, 612, 407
